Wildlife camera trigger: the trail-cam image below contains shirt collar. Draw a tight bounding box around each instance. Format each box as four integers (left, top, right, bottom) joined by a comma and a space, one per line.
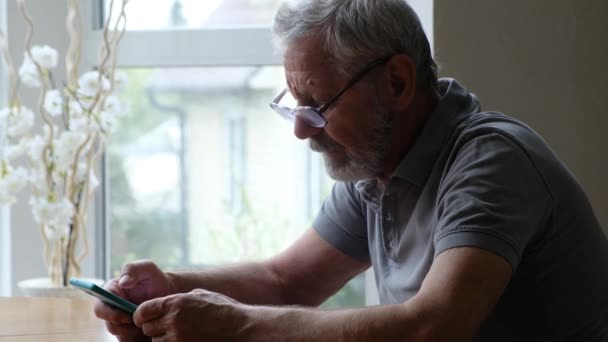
391, 78, 481, 186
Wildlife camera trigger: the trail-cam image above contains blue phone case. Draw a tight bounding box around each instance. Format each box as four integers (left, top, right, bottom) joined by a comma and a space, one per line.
69, 278, 138, 314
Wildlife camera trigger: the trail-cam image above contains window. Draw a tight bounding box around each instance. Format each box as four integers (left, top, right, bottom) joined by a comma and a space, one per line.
109, 66, 332, 268
99, 0, 367, 308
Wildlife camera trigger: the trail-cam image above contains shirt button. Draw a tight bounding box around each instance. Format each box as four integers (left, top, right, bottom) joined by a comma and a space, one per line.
385, 213, 392, 221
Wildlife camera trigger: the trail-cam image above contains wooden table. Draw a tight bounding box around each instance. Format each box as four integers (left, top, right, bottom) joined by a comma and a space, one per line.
0, 297, 115, 341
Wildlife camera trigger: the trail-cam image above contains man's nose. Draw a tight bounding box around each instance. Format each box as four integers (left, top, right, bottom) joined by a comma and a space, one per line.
293, 116, 322, 140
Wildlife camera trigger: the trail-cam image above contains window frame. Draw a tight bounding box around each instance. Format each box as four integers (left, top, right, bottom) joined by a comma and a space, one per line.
83, 28, 281, 68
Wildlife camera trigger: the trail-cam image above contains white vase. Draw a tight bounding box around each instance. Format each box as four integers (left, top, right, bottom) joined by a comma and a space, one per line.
17, 277, 105, 298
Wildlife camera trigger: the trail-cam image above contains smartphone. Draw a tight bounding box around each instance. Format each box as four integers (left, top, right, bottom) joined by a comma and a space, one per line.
69, 278, 138, 314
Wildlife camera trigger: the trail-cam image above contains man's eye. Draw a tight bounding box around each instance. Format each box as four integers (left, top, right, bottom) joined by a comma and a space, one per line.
297, 97, 318, 107
304, 101, 320, 107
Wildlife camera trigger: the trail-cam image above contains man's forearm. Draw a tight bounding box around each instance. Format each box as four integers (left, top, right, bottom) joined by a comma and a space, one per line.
241, 303, 438, 342
166, 261, 288, 305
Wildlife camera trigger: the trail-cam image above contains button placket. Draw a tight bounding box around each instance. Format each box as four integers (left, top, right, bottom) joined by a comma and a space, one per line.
381, 187, 397, 253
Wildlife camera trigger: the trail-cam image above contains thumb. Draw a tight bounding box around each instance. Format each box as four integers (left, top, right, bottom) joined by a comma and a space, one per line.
119, 259, 158, 288
118, 273, 133, 287
133, 296, 170, 327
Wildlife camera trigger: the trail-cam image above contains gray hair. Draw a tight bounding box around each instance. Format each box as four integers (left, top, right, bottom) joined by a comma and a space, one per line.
272, 0, 438, 91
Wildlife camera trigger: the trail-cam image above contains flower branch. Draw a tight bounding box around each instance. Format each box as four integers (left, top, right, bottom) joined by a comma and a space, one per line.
1, 0, 129, 287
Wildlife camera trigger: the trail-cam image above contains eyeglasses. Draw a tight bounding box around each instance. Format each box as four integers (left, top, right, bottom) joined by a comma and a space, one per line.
270, 56, 392, 128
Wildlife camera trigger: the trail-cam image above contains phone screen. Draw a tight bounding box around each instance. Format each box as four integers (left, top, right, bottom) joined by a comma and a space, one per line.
69, 278, 138, 314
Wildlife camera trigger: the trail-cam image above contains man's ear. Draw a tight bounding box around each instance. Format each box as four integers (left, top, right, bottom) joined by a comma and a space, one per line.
382, 54, 416, 112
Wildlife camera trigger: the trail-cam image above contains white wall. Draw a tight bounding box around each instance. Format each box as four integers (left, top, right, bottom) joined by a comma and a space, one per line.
407, 0, 434, 52
0, 0, 10, 297
434, 0, 608, 229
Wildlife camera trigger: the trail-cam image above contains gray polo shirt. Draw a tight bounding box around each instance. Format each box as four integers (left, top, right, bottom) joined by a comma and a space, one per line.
313, 78, 608, 341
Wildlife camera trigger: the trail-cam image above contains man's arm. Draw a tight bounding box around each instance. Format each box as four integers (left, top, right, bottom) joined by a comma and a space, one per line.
134, 246, 511, 341
241, 246, 512, 341
167, 227, 370, 306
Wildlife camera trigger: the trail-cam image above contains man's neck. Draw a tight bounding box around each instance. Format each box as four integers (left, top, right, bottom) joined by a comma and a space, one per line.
377, 88, 441, 184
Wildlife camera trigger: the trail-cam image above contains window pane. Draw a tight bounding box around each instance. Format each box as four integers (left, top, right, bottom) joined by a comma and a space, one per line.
109, 66, 365, 308
104, 0, 282, 30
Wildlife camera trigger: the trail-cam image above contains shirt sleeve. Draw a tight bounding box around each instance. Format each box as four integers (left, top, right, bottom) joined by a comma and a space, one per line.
313, 181, 370, 262
434, 132, 552, 271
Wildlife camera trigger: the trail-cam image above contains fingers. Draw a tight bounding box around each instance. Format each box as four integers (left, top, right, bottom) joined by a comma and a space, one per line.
94, 279, 133, 325
105, 321, 149, 341
105, 278, 129, 297
150, 335, 171, 342
141, 320, 165, 337
94, 298, 133, 325
133, 296, 170, 327
120, 259, 158, 288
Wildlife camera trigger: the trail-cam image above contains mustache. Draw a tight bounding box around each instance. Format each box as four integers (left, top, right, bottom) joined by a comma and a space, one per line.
309, 134, 341, 153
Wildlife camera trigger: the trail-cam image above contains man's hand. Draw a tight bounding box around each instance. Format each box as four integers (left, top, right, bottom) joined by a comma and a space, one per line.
133, 289, 249, 341
94, 260, 176, 342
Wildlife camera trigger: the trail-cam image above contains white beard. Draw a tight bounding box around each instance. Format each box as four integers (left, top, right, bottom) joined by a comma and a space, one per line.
310, 104, 393, 182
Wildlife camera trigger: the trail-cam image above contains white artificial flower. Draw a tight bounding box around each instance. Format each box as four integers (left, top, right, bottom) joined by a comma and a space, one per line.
54, 197, 75, 228
31, 196, 52, 225
18, 55, 40, 88
31, 45, 59, 70
42, 125, 60, 140
69, 116, 97, 134
102, 95, 122, 116
71, 162, 98, 194
28, 167, 45, 186
27, 135, 46, 163
78, 71, 111, 97
73, 162, 88, 184
68, 100, 84, 118
29, 167, 50, 196
113, 71, 128, 91
31, 196, 74, 241
4, 143, 26, 161
43, 225, 69, 241
0, 106, 35, 138
3, 166, 28, 193
4, 146, 21, 162
98, 111, 118, 134
39, 197, 75, 241
64, 130, 89, 149
51, 163, 65, 185
12, 107, 35, 137
54, 131, 87, 172
0, 165, 28, 205
43, 89, 64, 117
75, 93, 96, 112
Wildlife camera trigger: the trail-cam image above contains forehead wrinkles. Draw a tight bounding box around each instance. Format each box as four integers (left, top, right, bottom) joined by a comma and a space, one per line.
284, 34, 338, 97
286, 70, 318, 98
285, 60, 342, 100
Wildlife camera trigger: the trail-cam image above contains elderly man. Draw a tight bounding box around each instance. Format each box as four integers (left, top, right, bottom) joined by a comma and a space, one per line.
95, 0, 608, 341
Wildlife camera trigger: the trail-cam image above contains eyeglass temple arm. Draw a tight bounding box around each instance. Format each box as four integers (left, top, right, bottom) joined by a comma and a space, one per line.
317, 56, 392, 113
272, 88, 288, 104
